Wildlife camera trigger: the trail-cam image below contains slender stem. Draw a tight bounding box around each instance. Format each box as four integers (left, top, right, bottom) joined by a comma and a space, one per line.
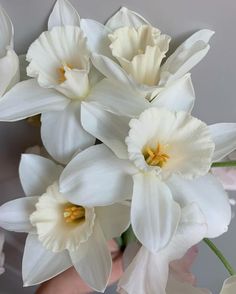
203, 238, 236, 276
211, 161, 236, 168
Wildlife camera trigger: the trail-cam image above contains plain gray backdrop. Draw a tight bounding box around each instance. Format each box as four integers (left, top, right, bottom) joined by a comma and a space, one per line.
0, 0, 235, 293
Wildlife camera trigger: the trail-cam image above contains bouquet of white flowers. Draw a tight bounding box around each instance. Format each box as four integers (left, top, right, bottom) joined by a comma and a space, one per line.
0, 1, 236, 293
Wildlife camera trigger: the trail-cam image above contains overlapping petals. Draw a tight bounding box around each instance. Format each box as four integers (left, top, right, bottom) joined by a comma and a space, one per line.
91, 7, 214, 102
118, 204, 207, 294
0, 154, 130, 291
62, 105, 232, 253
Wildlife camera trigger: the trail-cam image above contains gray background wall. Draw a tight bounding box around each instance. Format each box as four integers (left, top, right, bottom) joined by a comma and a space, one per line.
0, 0, 235, 293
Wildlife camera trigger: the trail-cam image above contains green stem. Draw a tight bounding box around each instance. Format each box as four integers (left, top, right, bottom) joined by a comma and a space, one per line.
211, 161, 236, 168
203, 238, 236, 276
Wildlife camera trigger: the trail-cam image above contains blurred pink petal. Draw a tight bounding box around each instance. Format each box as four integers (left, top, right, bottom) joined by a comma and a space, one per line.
212, 168, 236, 191
170, 245, 199, 285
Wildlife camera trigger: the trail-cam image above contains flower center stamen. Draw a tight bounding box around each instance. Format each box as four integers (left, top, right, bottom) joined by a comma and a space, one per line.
63, 204, 85, 224
143, 143, 170, 167
58, 63, 73, 83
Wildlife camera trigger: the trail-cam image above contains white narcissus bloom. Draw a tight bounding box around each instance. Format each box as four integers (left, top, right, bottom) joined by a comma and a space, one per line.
118, 203, 208, 294
0, 5, 19, 96
0, 154, 130, 292
0, 230, 5, 275
0, 0, 119, 165
60, 100, 236, 253
88, 6, 214, 101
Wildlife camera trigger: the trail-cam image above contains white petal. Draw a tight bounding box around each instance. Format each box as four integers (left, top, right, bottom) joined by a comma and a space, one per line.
69, 221, 112, 292
131, 173, 181, 252
91, 53, 137, 91
0, 197, 38, 232
96, 203, 130, 240
0, 79, 69, 121
0, 5, 13, 56
167, 173, 231, 238
0, 49, 19, 96
48, 0, 80, 30
160, 30, 215, 84
106, 7, 150, 30
220, 276, 236, 294
80, 19, 113, 57
118, 203, 207, 294
151, 74, 195, 113
41, 101, 95, 164
87, 78, 149, 117
23, 233, 72, 286
19, 154, 63, 196
81, 102, 129, 159
60, 144, 134, 206
209, 123, 236, 161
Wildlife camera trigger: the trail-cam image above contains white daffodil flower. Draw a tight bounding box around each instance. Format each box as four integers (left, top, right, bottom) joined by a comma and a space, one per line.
46, 1, 205, 117
0, 154, 130, 291
0, 5, 19, 97
0, 0, 116, 165
0, 230, 5, 275
118, 203, 208, 294
87, 6, 214, 101
0, 25, 113, 165
60, 101, 235, 253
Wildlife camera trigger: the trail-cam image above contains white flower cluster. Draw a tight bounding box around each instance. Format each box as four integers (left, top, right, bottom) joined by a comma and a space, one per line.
0, 1, 236, 293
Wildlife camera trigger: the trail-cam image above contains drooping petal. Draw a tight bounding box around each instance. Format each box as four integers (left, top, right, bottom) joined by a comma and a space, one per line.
167, 173, 231, 238
80, 19, 113, 58
48, 0, 80, 30
23, 233, 72, 286
19, 154, 63, 197
106, 7, 150, 30
118, 203, 207, 294
87, 78, 149, 117
96, 203, 130, 240
69, 221, 112, 292
41, 101, 95, 164
0, 5, 13, 56
0, 79, 69, 121
81, 102, 129, 159
220, 276, 236, 294
160, 30, 214, 85
151, 74, 195, 113
131, 172, 181, 252
60, 144, 134, 207
0, 49, 19, 96
209, 123, 236, 161
0, 197, 38, 232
